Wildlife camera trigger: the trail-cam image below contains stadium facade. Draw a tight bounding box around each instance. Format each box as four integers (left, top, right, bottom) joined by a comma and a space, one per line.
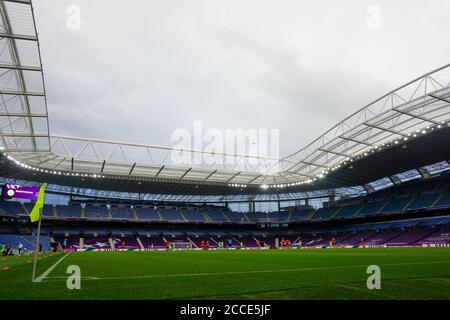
0, 0, 450, 252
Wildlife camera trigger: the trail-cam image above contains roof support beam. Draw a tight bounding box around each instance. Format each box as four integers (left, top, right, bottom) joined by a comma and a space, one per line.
2, 0, 32, 5
0, 90, 44, 96
0, 63, 41, 71
393, 108, 440, 125
100, 160, 106, 173
363, 122, 408, 137
299, 160, 328, 169
36, 154, 59, 166
154, 165, 165, 177
204, 169, 217, 181
318, 148, 352, 158
0, 132, 47, 137
226, 172, 241, 183
180, 168, 192, 179
0, 112, 47, 117
417, 167, 431, 179
247, 175, 262, 184
0, 32, 37, 41
429, 93, 450, 104
129, 163, 136, 175
338, 136, 373, 147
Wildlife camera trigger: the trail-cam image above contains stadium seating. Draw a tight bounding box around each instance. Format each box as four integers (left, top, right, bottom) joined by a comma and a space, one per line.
82, 236, 111, 250
383, 229, 436, 246
416, 229, 450, 245
55, 205, 80, 218
0, 234, 51, 251
357, 201, 386, 216
433, 191, 450, 207
112, 236, 140, 249
159, 209, 184, 221
135, 207, 161, 221
224, 211, 248, 223
0, 200, 26, 215
267, 211, 289, 222
246, 212, 267, 222
23, 203, 55, 217
181, 210, 206, 222
312, 207, 337, 220
288, 210, 312, 221
380, 197, 412, 213
110, 206, 135, 220
333, 204, 363, 219
84, 205, 109, 219
407, 194, 439, 209
206, 210, 229, 222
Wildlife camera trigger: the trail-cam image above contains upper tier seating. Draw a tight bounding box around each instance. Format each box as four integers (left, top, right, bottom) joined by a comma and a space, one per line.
206, 210, 229, 222
55, 205, 80, 218
0, 200, 26, 215
267, 211, 290, 222
23, 203, 55, 217
110, 207, 135, 220
312, 207, 337, 220
289, 210, 312, 221
380, 197, 412, 213
182, 210, 206, 221
407, 193, 439, 209
135, 207, 160, 220
159, 209, 184, 221
357, 201, 386, 216
333, 204, 363, 219
434, 191, 450, 207
84, 206, 109, 219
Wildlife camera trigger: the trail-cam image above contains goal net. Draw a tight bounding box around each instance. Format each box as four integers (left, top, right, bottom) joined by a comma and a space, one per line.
171, 241, 193, 250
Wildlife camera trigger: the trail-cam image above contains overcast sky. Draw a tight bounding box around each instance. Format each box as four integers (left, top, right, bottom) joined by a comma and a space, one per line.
34, 0, 450, 156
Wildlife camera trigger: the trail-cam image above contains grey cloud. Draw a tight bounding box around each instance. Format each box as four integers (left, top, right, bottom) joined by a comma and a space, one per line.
34, 0, 450, 156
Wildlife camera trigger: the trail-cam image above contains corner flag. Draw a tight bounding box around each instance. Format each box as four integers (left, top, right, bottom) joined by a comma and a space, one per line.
29, 183, 46, 223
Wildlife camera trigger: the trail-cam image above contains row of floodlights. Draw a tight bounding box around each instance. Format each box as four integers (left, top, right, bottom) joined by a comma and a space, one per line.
229, 121, 449, 189
3, 153, 105, 179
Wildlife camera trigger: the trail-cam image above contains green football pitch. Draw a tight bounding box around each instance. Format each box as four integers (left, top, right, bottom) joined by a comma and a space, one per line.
1, 248, 450, 300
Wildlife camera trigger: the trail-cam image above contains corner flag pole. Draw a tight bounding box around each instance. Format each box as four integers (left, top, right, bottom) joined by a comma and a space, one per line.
31, 206, 42, 282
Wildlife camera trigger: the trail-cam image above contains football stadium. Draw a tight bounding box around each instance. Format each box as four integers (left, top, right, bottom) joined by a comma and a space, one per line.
1, 0, 450, 304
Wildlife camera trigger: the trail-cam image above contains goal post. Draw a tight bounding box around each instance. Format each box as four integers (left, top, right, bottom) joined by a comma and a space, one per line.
171, 241, 193, 250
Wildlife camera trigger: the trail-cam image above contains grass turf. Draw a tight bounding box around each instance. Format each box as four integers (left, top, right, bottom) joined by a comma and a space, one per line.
1, 247, 450, 300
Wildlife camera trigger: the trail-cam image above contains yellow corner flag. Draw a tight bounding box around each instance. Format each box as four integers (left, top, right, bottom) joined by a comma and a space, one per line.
29, 183, 46, 223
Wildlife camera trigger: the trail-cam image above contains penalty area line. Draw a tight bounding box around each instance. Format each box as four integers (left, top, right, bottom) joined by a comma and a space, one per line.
34, 252, 71, 283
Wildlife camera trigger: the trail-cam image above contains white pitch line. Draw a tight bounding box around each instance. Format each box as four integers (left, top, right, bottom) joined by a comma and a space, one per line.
43, 259, 450, 282
34, 252, 71, 283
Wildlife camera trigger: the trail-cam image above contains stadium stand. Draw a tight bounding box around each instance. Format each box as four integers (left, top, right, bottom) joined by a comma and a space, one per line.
55, 205, 80, 218
135, 207, 161, 221
357, 201, 385, 216
158, 208, 184, 221
0, 200, 26, 215
110, 206, 135, 220
84, 205, 109, 219
408, 194, 440, 209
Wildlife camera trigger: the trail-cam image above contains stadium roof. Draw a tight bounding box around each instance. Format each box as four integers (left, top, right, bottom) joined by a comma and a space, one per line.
0, 0, 450, 196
